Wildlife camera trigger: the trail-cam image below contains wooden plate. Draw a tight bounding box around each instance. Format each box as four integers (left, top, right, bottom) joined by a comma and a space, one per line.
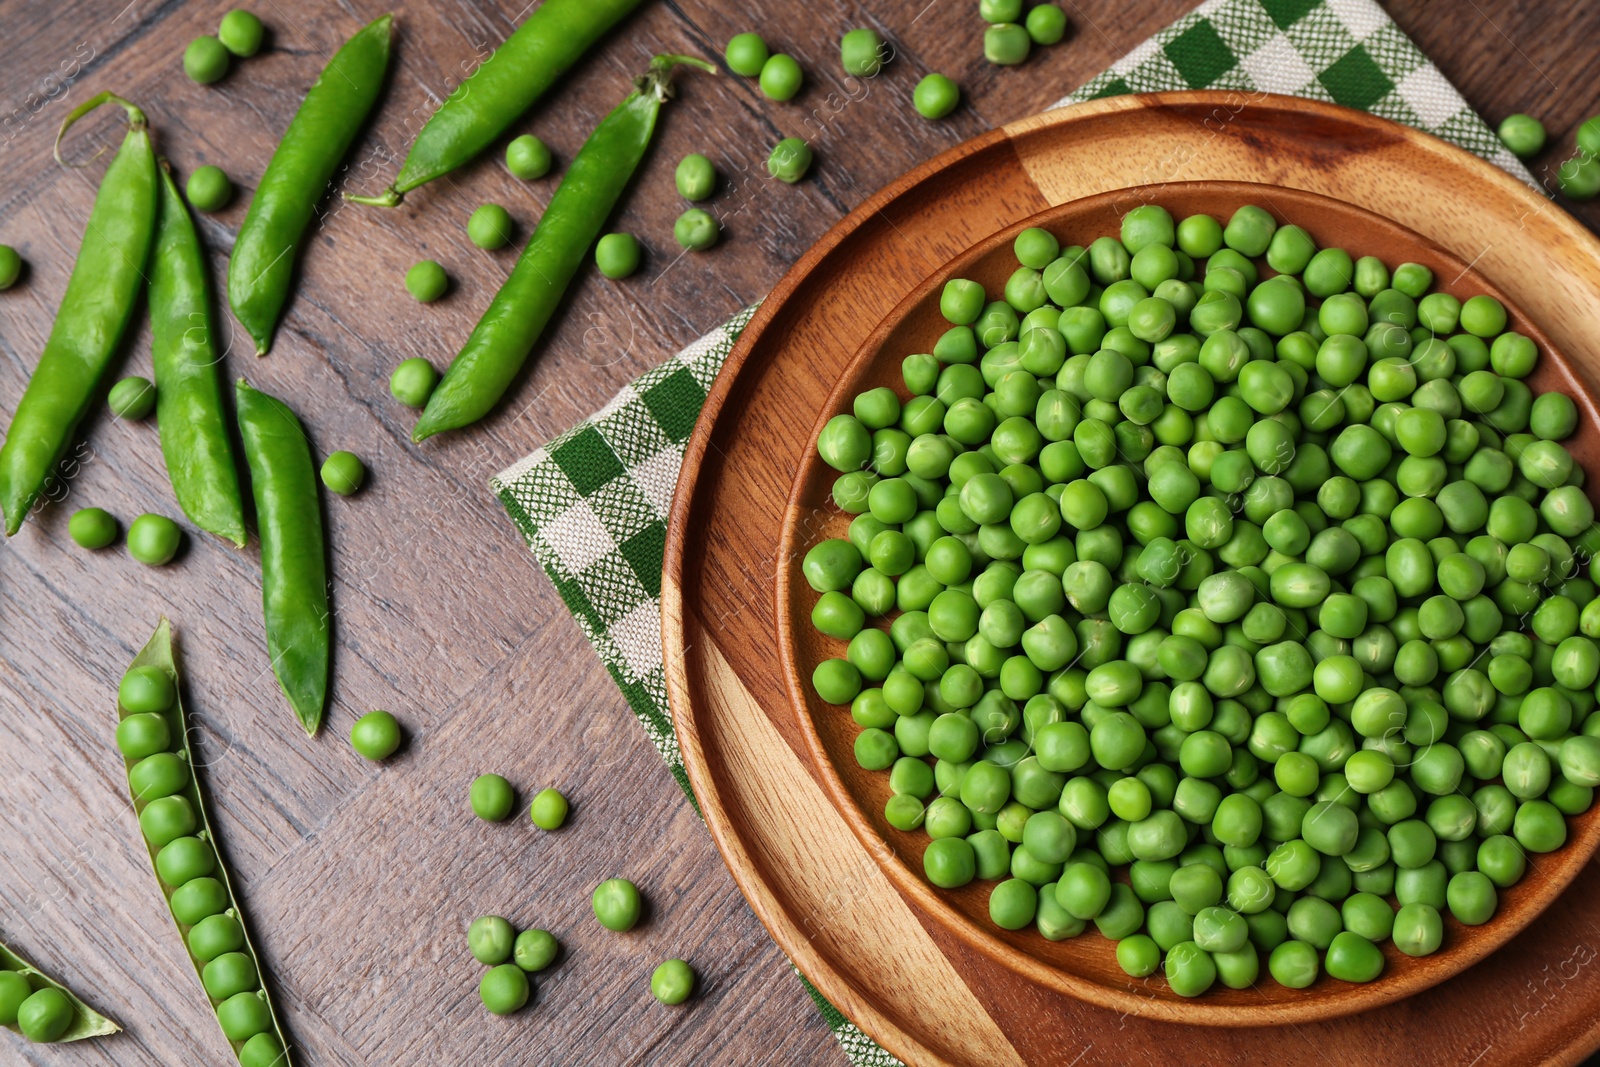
775, 179, 1600, 1027
664, 92, 1600, 1066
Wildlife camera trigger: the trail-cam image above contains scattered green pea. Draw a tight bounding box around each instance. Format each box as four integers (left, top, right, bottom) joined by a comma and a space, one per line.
218, 10, 265, 57
320, 450, 365, 496
592, 877, 642, 932
595, 233, 641, 279
1026, 5, 1069, 45
759, 54, 804, 101
390, 358, 439, 408
109, 376, 156, 420
127, 514, 181, 566
184, 36, 230, 84
514, 929, 558, 973
840, 28, 887, 78
1558, 155, 1600, 202
69, 507, 118, 549
467, 203, 513, 249
529, 787, 569, 830
505, 135, 552, 180
479, 963, 529, 1015
650, 958, 695, 1004
349, 710, 401, 761
0, 244, 20, 289
913, 74, 961, 120
1496, 114, 1545, 159
767, 137, 814, 184
984, 23, 1031, 66
674, 208, 719, 251
470, 773, 515, 822
468, 915, 516, 964
405, 260, 448, 302
185, 165, 233, 212
724, 33, 769, 78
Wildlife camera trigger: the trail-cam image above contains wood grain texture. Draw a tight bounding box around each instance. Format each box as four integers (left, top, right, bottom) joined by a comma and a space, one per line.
0, 1, 1597, 1065
666, 99, 1600, 1065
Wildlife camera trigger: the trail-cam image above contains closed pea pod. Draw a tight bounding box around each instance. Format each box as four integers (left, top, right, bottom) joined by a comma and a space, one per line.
228, 16, 393, 354
0, 93, 157, 534
413, 56, 716, 441
116, 619, 292, 1064
236, 381, 330, 735
358, 0, 645, 205
151, 162, 247, 546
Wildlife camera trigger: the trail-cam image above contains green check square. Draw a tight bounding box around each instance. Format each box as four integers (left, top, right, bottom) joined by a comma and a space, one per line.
641, 367, 706, 443
1318, 44, 1393, 111
1259, 0, 1319, 31
1090, 75, 1132, 99
550, 425, 626, 497
619, 522, 667, 599
1164, 20, 1236, 89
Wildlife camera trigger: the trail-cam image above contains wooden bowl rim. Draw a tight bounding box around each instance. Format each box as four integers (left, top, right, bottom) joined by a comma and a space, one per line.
662, 91, 1600, 1056
775, 178, 1600, 1027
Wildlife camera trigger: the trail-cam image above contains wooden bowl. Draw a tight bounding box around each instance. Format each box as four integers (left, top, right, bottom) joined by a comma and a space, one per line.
776, 180, 1600, 1026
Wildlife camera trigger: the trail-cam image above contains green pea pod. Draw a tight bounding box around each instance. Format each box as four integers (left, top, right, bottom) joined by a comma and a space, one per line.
347, 0, 644, 207
151, 162, 247, 547
0, 92, 156, 535
228, 15, 392, 355
0, 939, 119, 1043
412, 54, 714, 441
117, 618, 294, 1065
235, 382, 329, 735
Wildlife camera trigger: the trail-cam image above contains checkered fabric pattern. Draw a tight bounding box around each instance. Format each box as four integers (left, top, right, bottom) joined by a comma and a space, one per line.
491, 2, 1529, 1062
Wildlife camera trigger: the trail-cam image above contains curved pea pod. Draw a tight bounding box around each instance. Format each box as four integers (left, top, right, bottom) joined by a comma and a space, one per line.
0, 939, 120, 1042
151, 162, 247, 547
0, 92, 157, 535
228, 15, 392, 355
235, 381, 330, 735
412, 54, 716, 442
116, 619, 293, 1064
349, 0, 645, 206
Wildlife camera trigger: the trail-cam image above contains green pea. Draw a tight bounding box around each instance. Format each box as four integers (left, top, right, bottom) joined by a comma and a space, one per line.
390, 358, 440, 408
913, 73, 961, 120
185, 165, 234, 212
592, 877, 643, 931
202, 951, 259, 1000
320, 450, 365, 496
467, 204, 513, 249
506, 135, 553, 180
595, 233, 641, 279
469, 773, 515, 822
349, 710, 402, 761
650, 958, 695, 1004
17, 988, 73, 1042
127, 513, 182, 566
479, 963, 530, 1015
767, 138, 814, 184
218, 10, 265, 56
469, 915, 516, 964
184, 36, 230, 84
170, 876, 231, 926
724, 33, 769, 77
674, 208, 719, 250
109, 376, 156, 420
759, 53, 804, 100
514, 929, 559, 973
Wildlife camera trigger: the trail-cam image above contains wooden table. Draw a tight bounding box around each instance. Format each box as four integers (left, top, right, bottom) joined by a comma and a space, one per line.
0, 2, 1597, 1064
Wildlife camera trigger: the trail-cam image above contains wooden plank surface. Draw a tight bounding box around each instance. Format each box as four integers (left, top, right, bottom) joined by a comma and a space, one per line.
0, 1, 1597, 1064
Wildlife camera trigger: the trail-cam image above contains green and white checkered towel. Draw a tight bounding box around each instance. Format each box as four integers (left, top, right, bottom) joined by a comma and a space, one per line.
491, 1, 1532, 1061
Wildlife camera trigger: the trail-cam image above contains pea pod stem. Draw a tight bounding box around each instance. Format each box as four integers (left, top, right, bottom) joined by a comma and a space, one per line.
0, 92, 156, 535
117, 618, 295, 1064
235, 382, 330, 735
228, 15, 393, 355
345, 0, 645, 207
412, 54, 715, 441
151, 161, 248, 547
0, 938, 120, 1042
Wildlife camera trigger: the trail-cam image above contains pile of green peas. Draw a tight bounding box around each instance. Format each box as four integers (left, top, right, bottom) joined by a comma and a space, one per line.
978, 1, 1069, 66
804, 201, 1600, 997
470, 915, 558, 1015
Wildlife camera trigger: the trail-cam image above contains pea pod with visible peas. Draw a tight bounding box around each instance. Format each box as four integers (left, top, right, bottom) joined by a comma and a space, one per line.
236, 381, 330, 735
412, 54, 715, 441
228, 15, 392, 355
347, 0, 645, 206
151, 161, 247, 547
0, 92, 157, 535
0, 939, 119, 1043
116, 618, 293, 1065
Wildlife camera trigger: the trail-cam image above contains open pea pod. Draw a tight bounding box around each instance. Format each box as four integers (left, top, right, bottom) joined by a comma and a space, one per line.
116, 618, 295, 1067
0, 938, 119, 1043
